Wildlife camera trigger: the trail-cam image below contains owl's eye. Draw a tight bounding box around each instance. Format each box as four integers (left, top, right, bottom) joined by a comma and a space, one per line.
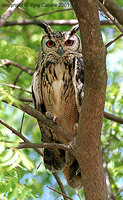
46, 40, 55, 48
65, 40, 74, 46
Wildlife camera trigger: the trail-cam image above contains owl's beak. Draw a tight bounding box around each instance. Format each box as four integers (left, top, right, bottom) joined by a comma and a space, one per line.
58, 46, 63, 56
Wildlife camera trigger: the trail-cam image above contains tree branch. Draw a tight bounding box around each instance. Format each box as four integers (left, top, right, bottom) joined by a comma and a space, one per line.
0, 83, 32, 94
100, 20, 113, 26
15, 97, 123, 124
104, 111, 123, 124
0, 118, 43, 157
47, 186, 73, 200
104, 164, 116, 200
17, 142, 70, 151
18, 99, 122, 125
98, 1, 123, 32
0, 117, 69, 198
19, 8, 73, 19
13, 70, 23, 85
116, 183, 123, 196
3, 19, 113, 27
2, 100, 73, 144
0, 0, 24, 28
105, 33, 123, 48
52, 172, 68, 200
16, 97, 33, 102
0, 59, 34, 76
99, 0, 123, 25
20, 111, 25, 133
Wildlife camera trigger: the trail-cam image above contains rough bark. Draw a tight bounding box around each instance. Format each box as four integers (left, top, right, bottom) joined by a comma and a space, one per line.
70, 0, 108, 200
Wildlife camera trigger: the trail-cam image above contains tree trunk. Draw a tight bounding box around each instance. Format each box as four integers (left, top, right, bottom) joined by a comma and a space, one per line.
70, 0, 108, 199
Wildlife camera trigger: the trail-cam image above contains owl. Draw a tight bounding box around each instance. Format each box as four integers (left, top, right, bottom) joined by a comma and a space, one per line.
32, 23, 84, 189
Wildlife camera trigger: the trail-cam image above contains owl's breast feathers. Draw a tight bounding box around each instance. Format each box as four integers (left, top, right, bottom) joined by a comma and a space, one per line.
37, 53, 83, 135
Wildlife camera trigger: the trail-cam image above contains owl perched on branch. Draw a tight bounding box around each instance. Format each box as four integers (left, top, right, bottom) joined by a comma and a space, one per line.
32, 22, 84, 189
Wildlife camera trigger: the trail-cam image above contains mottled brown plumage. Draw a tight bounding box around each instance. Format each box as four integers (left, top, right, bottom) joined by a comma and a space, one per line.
32, 23, 84, 189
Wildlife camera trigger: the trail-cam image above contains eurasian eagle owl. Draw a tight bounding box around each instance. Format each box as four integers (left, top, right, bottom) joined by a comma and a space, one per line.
32, 23, 84, 189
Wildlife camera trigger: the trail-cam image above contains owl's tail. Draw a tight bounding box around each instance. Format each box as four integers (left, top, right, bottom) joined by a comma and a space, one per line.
63, 159, 82, 189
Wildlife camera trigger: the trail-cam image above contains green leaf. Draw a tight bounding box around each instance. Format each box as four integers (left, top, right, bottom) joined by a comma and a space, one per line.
18, 151, 35, 170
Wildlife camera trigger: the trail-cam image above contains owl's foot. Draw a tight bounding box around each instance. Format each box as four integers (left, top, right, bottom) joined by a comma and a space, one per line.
74, 123, 78, 135
45, 111, 53, 119
53, 116, 58, 123
45, 111, 58, 123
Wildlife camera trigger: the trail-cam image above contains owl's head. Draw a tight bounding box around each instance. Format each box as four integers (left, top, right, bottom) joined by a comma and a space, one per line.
39, 23, 81, 56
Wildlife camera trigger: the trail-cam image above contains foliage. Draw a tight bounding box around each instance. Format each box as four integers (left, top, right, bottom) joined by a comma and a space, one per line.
0, 0, 123, 199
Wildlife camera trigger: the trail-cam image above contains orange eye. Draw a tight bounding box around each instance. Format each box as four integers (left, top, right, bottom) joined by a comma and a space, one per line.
46, 40, 55, 48
65, 40, 74, 46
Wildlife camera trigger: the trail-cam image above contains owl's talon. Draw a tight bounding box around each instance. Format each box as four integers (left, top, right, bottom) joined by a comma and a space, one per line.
53, 116, 58, 123
74, 123, 78, 135
45, 112, 58, 123
45, 111, 53, 119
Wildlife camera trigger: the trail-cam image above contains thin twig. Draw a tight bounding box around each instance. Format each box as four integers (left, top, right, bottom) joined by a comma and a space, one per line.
99, 10, 109, 20
0, 59, 34, 76
17, 6, 26, 19
106, 33, 123, 48
116, 183, 123, 195
17, 142, 70, 151
0, 118, 43, 157
47, 186, 73, 200
104, 164, 116, 200
20, 112, 25, 133
13, 70, 23, 85
0, 83, 32, 94
3, 19, 113, 27
75, 190, 82, 200
0, 0, 24, 27
37, 162, 42, 169
52, 172, 68, 200
20, 8, 73, 19
98, 1, 123, 32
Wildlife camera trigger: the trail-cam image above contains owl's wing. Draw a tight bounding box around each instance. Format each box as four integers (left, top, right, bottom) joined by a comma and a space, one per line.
32, 66, 42, 111
32, 63, 65, 172
73, 56, 84, 113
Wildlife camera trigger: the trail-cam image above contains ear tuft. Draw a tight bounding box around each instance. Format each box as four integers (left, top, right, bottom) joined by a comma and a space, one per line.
36, 22, 53, 36
69, 24, 79, 36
